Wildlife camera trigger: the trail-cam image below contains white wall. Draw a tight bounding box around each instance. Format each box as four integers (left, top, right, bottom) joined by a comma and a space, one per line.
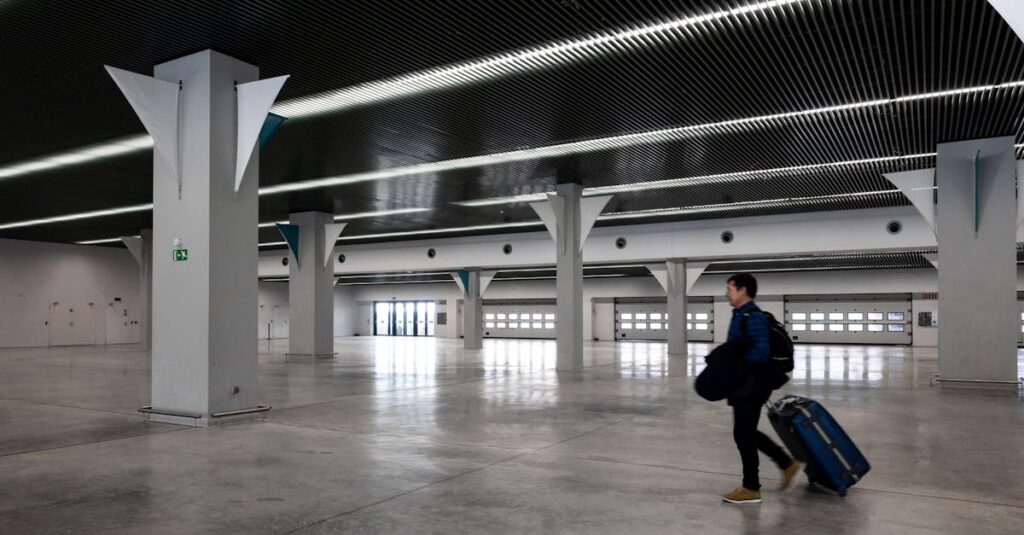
334, 285, 356, 336
348, 284, 461, 338
911, 298, 939, 347
257, 282, 289, 339
592, 300, 615, 341
689, 269, 941, 297
336, 268, 1024, 346
482, 277, 664, 341
7, 234, 1020, 349
257, 282, 356, 338
0, 238, 141, 348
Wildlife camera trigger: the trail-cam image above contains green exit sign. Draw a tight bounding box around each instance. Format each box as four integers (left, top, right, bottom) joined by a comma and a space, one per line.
172, 249, 189, 262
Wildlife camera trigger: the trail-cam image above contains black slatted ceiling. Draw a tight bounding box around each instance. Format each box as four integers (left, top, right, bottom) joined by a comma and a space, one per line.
1, 0, 1023, 247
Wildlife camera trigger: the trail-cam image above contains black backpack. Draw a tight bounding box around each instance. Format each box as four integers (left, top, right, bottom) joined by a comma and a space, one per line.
742, 310, 794, 373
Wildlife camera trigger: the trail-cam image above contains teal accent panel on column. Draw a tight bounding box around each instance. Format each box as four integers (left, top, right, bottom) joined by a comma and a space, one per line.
973, 150, 980, 234
258, 113, 286, 149
457, 270, 470, 295
275, 223, 301, 268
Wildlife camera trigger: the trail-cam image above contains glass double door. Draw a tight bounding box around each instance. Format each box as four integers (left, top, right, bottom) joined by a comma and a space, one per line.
374, 301, 436, 336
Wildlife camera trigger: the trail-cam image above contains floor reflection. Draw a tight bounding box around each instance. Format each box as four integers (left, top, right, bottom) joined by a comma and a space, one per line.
372, 336, 439, 383
482, 338, 557, 372
362, 337, 1024, 386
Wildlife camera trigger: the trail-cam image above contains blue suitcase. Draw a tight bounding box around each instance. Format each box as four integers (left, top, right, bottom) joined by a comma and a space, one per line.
767, 395, 870, 496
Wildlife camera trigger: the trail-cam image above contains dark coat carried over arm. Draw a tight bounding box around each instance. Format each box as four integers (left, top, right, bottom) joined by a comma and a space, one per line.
695, 340, 748, 402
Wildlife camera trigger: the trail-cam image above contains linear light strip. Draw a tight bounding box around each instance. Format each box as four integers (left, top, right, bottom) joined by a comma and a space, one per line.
335, 271, 453, 280
712, 252, 934, 265
258, 221, 544, 247
260, 82, 1024, 196
0, 1, 808, 184
256, 207, 431, 228
335, 276, 456, 284
77, 236, 135, 245
594, 190, 901, 221
456, 154, 937, 207
278, 253, 944, 281
334, 221, 543, 242
331, 265, 648, 280
257, 189, 902, 247
0, 203, 153, 231
271, 0, 808, 120
497, 264, 648, 273
335, 273, 627, 286
40, 142, 1019, 244
703, 264, 929, 274
5, 79, 1021, 197
0, 135, 152, 181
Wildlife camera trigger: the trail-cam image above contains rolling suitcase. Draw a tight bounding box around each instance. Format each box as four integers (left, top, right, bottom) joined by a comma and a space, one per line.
767, 395, 870, 496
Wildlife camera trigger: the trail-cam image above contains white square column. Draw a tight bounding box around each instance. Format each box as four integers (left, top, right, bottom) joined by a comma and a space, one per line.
936, 137, 1019, 384
463, 270, 483, 350
531, 184, 611, 371
140, 229, 153, 351
149, 51, 261, 426
665, 260, 688, 357
287, 211, 336, 357
553, 183, 585, 370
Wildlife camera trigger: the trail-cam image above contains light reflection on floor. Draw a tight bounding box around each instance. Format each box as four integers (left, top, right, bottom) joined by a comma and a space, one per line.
3, 337, 1023, 532
604, 340, 1024, 384
365, 336, 1024, 385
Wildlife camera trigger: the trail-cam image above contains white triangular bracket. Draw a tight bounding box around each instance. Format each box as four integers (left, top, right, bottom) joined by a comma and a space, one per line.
479, 271, 497, 297
105, 66, 181, 193
120, 236, 143, 265
685, 262, 709, 293
235, 75, 290, 193
579, 195, 613, 252
884, 168, 936, 234
323, 222, 347, 269
923, 253, 938, 269
529, 193, 563, 245
989, 1, 1024, 45
450, 272, 467, 296
646, 264, 670, 293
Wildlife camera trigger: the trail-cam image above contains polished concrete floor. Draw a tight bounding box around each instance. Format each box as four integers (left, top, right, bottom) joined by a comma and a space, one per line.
0, 338, 1022, 534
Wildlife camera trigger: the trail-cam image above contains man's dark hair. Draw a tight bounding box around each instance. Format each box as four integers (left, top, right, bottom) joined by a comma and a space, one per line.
727, 273, 758, 299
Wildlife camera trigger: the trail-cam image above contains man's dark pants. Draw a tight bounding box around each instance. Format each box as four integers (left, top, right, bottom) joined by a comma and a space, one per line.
732, 390, 791, 490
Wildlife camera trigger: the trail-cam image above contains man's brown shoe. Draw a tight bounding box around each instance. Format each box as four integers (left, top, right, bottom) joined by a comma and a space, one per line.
779, 459, 802, 491
721, 486, 762, 504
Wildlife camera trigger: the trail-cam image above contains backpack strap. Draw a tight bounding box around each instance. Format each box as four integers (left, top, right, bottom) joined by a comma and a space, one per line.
739, 311, 752, 345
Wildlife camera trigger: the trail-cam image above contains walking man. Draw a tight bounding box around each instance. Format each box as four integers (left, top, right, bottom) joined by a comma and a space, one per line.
721, 273, 801, 504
